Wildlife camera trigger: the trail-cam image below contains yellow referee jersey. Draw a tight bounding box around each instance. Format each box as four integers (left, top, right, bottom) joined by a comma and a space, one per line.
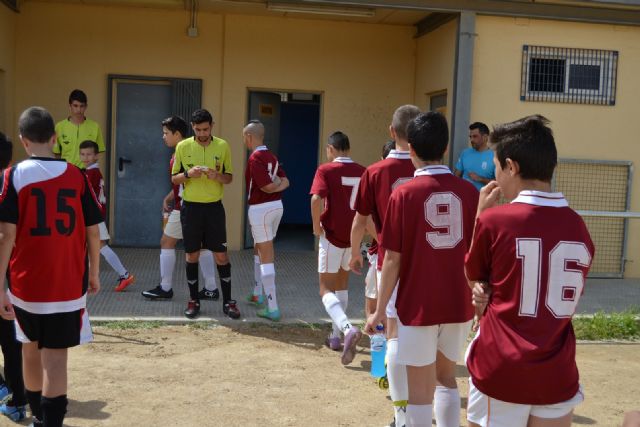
172, 136, 233, 203
54, 117, 105, 168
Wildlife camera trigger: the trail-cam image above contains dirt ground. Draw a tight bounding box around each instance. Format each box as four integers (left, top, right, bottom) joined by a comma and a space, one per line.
14, 324, 638, 427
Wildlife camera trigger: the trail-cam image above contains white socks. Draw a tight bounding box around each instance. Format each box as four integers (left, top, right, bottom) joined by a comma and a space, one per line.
101, 245, 127, 277
406, 404, 433, 427
260, 263, 278, 311
387, 338, 408, 426
159, 249, 176, 291
434, 386, 460, 427
331, 290, 349, 338
322, 292, 351, 333
160, 249, 218, 291
253, 255, 263, 296
199, 250, 218, 291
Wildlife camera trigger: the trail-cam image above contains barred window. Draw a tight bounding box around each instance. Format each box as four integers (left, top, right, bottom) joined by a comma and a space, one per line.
521, 45, 618, 105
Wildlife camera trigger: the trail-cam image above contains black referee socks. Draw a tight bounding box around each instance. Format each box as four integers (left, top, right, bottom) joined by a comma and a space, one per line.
186, 261, 199, 300
41, 394, 67, 427
217, 263, 232, 303
26, 389, 42, 422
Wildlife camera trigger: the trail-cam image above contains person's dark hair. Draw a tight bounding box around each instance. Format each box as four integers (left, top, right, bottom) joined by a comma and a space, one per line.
0, 132, 13, 170
469, 122, 490, 135
69, 89, 88, 105
490, 115, 557, 182
191, 109, 213, 125
382, 140, 395, 159
18, 106, 55, 144
407, 112, 449, 161
392, 105, 421, 141
328, 131, 350, 152
79, 140, 99, 154
162, 116, 188, 138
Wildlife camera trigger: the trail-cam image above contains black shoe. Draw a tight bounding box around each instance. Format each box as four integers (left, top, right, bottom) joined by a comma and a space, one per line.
223, 300, 241, 319
198, 288, 220, 301
184, 300, 200, 319
142, 285, 174, 300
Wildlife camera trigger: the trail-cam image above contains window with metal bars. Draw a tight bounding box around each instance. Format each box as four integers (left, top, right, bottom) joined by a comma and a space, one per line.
521, 45, 618, 105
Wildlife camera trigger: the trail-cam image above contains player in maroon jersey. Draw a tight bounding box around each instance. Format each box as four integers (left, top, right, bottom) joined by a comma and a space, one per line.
350, 105, 420, 427
79, 141, 135, 292
465, 115, 594, 427
310, 131, 366, 361
363, 140, 395, 320
142, 116, 219, 301
0, 107, 102, 427
243, 120, 289, 321
365, 112, 478, 427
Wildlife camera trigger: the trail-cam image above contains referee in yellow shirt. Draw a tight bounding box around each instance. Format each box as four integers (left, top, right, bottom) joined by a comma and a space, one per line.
171, 109, 240, 319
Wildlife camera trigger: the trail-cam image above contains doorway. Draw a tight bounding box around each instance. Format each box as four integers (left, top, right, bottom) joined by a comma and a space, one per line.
245, 91, 321, 251
107, 75, 202, 247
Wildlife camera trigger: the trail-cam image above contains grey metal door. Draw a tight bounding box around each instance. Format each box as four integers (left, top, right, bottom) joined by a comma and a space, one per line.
112, 81, 172, 246
244, 91, 282, 248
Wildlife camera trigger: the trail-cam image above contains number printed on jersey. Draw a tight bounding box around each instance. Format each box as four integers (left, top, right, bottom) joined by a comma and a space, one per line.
341, 176, 361, 210
517, 239, 592, 318
423, 192, 463, 249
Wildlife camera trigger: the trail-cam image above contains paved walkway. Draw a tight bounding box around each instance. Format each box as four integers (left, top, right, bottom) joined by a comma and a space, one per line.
90, 248, 640, 323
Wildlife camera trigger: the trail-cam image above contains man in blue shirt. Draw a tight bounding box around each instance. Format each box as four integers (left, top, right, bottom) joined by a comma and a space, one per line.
454, 122, 495, 191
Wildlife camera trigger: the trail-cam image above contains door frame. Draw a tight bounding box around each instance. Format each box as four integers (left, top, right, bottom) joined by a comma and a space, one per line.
243, 87, 324, 249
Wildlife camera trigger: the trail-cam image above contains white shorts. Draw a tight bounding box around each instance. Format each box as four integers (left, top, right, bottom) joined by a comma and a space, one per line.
318, 235, 351, 273
98, 222, 110, 241
376, 270, 398, 318
397, 319, 472, 366
364, 253, 378, 299
248, 200, 283, 244
467, 380, 584, 427
163, 209, 182, 240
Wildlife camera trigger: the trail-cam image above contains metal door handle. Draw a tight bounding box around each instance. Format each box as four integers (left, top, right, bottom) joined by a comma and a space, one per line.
119, 157, 132, 172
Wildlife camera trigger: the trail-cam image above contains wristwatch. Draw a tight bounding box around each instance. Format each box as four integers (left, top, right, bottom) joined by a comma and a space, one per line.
184, 169, 189, 179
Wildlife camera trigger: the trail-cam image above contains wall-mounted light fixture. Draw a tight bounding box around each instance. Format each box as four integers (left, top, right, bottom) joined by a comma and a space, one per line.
266, 2, 376, 17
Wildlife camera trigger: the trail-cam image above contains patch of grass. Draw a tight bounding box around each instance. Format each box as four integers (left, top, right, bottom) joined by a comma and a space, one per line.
187, 321, 218, 330
98, 320, 166, 330
573, 311, 640, 341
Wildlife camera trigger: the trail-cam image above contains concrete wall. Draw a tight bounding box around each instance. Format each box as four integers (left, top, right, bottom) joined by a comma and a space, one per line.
13, 2, 416, 250
414, 18, 457, 125
472, 16, 640, 276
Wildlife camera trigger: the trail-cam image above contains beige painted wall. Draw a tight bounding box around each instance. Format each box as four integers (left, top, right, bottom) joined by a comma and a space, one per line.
472, 16, 640, 277
0, 5, 16, 144
414, 18, 457, 125
14, 2, 416, 250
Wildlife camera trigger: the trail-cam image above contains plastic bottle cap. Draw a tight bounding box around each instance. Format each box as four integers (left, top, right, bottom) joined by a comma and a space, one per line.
376, 324, 384, 331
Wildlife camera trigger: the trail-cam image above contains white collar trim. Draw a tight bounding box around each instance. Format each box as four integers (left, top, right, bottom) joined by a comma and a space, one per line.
86, 163, 100, 170
254, 145, 268, 152
414, 165, 452, 177
333, 157, 354, 163
387, 149, 410, 159
512, 190, 569, 207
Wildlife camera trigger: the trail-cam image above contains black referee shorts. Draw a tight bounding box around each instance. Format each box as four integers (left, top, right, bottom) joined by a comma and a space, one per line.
180, 201, 228, 254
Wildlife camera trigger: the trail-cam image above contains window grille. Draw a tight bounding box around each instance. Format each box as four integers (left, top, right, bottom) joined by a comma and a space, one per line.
521, 45, 618, 105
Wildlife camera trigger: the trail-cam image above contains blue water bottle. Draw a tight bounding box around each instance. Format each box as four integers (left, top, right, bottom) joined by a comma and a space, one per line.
370, 325, 386, 378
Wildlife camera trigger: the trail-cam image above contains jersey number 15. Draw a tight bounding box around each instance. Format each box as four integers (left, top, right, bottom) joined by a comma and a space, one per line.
30, 188, 77, 236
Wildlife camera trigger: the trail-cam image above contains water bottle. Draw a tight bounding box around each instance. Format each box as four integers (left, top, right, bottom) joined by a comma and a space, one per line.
370, 325, 386, 378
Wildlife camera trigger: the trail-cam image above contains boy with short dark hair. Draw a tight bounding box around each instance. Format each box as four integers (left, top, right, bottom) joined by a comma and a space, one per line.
79, 140, 135, 291
365, 112, 478, 427
465, 115, 594, 427
0, 107, 102, 427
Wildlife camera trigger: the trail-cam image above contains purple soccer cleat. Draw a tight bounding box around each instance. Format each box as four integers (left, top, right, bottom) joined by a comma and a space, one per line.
341, 326, 362, 365
325, 336, 342, 351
